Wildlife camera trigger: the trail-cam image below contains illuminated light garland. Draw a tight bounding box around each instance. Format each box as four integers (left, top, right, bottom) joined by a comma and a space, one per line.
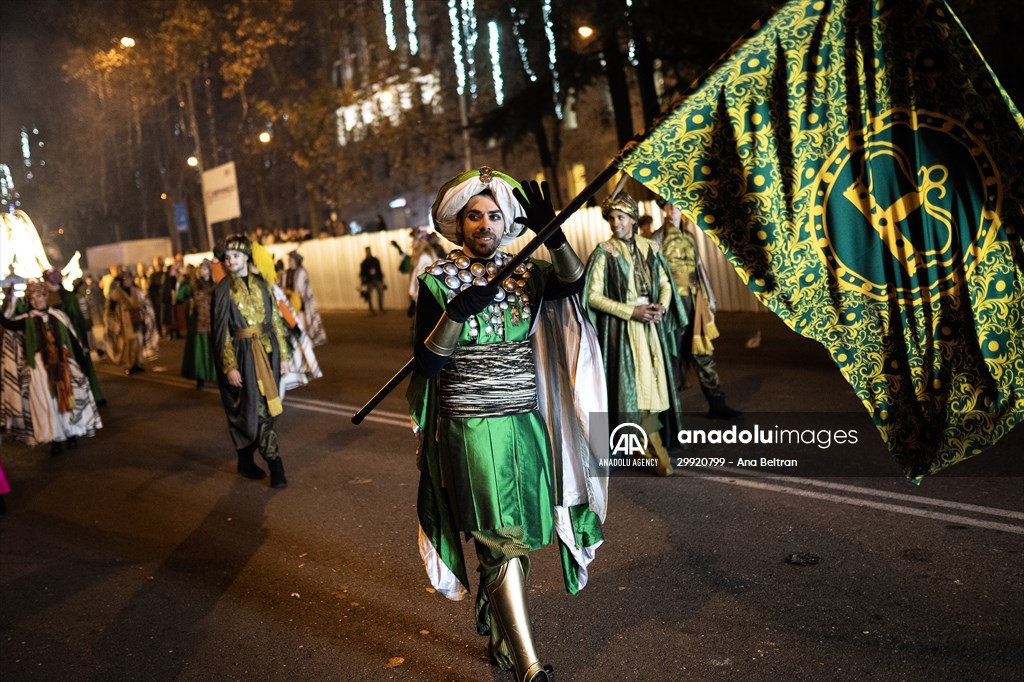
461, 0, 479, 100
0, 163, 13, 204
488, 21, 504, 106
383, 0, 397, 51
448, 0, 466, 95
542, 0, 562, 119
509, 2, 537, 82
625, 0, 638, 66
21, 129, 32, 167
405, 0, 419, 55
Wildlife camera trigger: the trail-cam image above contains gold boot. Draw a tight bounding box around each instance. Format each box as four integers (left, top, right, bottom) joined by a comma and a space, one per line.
485, 557, 555, 682
647, 432, 674, 477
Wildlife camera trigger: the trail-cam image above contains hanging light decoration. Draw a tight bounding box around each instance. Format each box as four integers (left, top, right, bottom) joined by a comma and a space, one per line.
448, 0, 467, 96
625, 0, 638, 66
509, 2, 537, 83
489, 21, 504, 106
461, 0, 479, 100
383, 0, 398, 51
405, 0, 419, 55
542, 0, 562, 119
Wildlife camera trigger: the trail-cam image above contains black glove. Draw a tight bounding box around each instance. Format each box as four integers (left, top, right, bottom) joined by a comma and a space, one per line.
446, 284, 498, 323
514, 180, 566, 249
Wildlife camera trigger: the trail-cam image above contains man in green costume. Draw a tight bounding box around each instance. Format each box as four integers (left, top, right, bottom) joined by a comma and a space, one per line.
409, 167, 607, 682
581, 191, 687, 476
659, 200, 741, 418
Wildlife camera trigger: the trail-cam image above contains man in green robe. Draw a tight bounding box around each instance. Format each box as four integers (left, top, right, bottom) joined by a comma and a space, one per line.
409, 167, 605, 682
581, 191, 687, 476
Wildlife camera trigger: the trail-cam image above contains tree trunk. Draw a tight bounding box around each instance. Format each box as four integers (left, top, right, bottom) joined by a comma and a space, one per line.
632, 32, 661, 129
600, 28, 635, 148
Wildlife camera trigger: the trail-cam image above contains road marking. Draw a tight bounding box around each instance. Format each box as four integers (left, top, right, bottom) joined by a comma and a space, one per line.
691, 465, 1024, 521
99, 366, 411, 428
101, 366, 1020, 531
687, 471, 1024, 535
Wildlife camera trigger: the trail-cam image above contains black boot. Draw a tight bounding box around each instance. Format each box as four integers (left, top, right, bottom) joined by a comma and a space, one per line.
237, 447, 267, 480
66, 436, 78, 450
708, 395, 741, 419
50, 441, 63, 456
268, 457, 288, 489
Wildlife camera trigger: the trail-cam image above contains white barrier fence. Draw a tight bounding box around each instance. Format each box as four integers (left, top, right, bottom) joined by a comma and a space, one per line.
185, 203, 766, 313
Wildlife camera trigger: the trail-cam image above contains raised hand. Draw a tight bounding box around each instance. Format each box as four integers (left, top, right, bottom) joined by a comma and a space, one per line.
513, 180, 566, 249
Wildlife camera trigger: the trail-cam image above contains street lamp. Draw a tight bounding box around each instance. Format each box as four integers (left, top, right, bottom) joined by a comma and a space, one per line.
120, 36, 136, 48
187, 155, 199, 167
258, 131, 271, 144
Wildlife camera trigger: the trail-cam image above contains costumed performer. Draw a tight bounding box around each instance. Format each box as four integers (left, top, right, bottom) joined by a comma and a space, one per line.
0, 281, 103, 454
581, 190, 687, 476
251, 242, 322, 397
283, 251, 327, 346
212, 235, 291, 489
105, 270, 159, 374
43, 268, 105, 405
408, 167, 608, 682
181, 259, 218, 389
659, 199, 741, 418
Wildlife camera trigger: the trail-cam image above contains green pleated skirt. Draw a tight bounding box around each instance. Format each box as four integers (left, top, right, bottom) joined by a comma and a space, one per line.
437, 411, 556, 550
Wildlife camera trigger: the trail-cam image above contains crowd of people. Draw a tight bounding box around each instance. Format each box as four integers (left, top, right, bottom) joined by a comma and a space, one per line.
0, 248, 326, 464
0, 167, 740, 682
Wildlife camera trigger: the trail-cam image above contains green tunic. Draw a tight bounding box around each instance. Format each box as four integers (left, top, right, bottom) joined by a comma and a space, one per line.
416, 260, 556, 551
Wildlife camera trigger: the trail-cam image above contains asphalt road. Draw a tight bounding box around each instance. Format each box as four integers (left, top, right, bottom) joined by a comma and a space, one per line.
1, 309, 1021, 681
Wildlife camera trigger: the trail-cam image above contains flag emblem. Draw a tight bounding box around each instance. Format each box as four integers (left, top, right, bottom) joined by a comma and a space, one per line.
812, 108, 1001, 302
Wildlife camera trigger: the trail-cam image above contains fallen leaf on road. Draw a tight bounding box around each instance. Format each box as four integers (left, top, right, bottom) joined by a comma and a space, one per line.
785, 552, 821, 566
350, 477, 373, 485
291, 592, 301, 599
385, 657, 404, 668
419, 630, 429, 635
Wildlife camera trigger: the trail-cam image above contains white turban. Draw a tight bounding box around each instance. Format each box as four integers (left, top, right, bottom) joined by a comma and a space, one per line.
431, 167, 527, 247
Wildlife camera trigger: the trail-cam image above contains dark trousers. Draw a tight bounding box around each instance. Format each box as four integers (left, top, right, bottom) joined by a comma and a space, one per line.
679, 296, 725, 400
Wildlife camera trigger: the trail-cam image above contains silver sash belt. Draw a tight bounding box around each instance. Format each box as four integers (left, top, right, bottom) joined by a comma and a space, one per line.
439, 340, 538, 418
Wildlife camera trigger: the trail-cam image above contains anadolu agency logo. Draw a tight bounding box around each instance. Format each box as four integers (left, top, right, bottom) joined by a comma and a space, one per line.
609, 422, 648, 457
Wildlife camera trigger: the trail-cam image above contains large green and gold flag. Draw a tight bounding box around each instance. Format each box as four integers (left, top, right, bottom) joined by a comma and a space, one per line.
617, 0, 1023, 479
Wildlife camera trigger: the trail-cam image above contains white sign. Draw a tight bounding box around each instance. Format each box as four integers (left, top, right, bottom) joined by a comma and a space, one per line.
201, 161, 241, 225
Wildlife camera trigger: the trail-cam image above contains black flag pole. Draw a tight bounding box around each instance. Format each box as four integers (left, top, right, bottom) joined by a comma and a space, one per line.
351, 161, 623, 424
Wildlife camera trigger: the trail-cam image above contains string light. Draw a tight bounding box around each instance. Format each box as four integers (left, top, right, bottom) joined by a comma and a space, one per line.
461, 0, 479, 100
489, 21, 504, 106
21, 129, 32, 167
542, 0, 562, 119
448, 0, 466, 96
383, 0, 397, 51
405, 0, 419, 55
625, 0, 638, 66
509, 2, 537, 83
0, 164, 13, 205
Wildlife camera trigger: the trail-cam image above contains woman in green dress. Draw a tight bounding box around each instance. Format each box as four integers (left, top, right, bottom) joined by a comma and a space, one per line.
181, 260, 217, 389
